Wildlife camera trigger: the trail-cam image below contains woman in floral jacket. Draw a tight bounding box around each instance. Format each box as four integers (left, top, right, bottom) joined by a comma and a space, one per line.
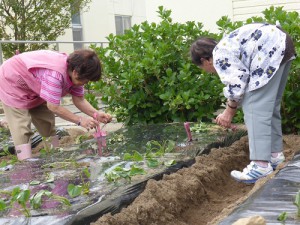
190, 23, 296, 184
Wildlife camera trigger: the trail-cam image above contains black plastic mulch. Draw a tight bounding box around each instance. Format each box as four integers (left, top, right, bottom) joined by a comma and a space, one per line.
219, 152, 300, 225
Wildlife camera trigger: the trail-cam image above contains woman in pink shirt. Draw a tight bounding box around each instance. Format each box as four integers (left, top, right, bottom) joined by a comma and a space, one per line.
0, 49, 112, 160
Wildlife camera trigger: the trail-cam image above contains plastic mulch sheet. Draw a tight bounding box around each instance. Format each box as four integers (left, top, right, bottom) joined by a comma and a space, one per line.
219, 153, 300, 225
0, 123, 246, 225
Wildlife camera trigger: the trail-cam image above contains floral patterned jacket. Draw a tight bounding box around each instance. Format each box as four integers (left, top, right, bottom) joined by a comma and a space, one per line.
213, 23, 292, 102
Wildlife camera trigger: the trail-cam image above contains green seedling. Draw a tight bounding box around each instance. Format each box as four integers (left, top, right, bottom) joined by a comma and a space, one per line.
107, 133, 125, 145
81, 167, 91, 195
294, 190, 300, 217
277, 211, 288, 222
0, 145, 18, 166
41, 160, 79, 170
40, 136, 64, 157
11, 187, 31, 217
30, 190, 70, 210
45, 173, 55, 183
122, 140, 177, 170
29, 180, 41, 186
190, 122, 210, 133
123, 151, 143, 161
29, 172, 55, 187
105, 164, 146, 183
0, 145, 11, 157
67, 167, 91, 198
67, 184, 82, 198
0, 127, 10, 142
145, 140, 175, 157
75, 134, 91, 144
0, 187, 70, 217
164, 159, 176, 167
146, 158, 159, 168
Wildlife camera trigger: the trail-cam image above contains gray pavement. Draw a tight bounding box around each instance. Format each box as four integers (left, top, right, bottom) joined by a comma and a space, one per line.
0, 97, 124, 133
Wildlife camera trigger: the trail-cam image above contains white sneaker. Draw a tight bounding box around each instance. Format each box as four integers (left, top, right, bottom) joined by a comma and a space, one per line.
231, 161, 273, 184
270, 152, 285, 170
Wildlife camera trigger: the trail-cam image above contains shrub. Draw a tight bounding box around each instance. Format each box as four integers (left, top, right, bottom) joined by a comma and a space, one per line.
91, 6, 300, 133
92, 6, 224, 125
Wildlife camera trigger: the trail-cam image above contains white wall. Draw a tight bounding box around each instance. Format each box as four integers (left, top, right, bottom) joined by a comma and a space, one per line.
57, 0, 300, 53
232, 0, 300, 21
58, 0, 147, 53
145, 0, 233, 33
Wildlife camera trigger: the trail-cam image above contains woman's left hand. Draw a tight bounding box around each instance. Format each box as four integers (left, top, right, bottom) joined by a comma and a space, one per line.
94, 111, 112, 124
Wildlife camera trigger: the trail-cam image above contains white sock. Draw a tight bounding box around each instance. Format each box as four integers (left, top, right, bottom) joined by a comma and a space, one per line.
254, 161, 269, 168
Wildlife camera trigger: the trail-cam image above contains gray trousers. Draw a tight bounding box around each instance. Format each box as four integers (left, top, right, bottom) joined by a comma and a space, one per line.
241, 61, 292, 161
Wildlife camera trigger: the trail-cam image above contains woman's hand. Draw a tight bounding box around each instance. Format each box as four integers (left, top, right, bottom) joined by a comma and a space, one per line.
94, 111, 112, 124
72, 96, 112, 124
215, 107, 237, 129
79, 117, 99, 130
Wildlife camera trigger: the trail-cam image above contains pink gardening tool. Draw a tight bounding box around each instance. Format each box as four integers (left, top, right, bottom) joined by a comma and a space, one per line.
184, 122, 193, 142
93, 113, 107, 156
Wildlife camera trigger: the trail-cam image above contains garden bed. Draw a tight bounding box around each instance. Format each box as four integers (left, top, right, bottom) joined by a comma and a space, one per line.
0, 122, 247, 225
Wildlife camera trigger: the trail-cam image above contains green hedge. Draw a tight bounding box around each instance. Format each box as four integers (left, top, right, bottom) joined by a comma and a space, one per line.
90, 6, 300, 134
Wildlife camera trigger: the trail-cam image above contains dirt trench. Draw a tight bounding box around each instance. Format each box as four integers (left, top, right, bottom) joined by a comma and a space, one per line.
91, 135, 300, 225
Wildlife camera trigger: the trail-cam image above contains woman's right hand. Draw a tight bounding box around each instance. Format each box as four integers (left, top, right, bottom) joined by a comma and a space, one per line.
215, 108, 237, 130
79, 117, 99, 130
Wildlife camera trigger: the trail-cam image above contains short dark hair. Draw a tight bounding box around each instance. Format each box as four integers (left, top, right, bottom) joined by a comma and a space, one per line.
190, 37, 217, 66
67, 49, 102, 81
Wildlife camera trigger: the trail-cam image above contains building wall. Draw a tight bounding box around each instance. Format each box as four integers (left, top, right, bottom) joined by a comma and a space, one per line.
232, 0, 300, 21
144, 0, 233, 33
58, 0, 147, 53
57, 0, 300, 53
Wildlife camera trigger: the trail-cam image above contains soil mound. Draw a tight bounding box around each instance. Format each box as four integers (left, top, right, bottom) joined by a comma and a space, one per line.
92, 135, 300, 225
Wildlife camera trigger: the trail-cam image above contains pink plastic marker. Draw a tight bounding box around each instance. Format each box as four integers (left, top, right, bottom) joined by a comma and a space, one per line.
184, 122, 193, 142
93, 113, 107, 156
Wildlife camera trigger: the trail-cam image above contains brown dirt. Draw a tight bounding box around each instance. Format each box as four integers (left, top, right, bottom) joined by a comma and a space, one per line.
85, 133, 299, 225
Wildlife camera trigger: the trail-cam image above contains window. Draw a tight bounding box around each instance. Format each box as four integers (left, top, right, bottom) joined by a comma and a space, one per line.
115, 15, 131, 35
72, 12, 81, 25
72, 27, 83, 50
72, 12, 83, 49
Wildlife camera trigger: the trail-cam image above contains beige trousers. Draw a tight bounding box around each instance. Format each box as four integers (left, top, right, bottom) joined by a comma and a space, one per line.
2, 103, 56, 146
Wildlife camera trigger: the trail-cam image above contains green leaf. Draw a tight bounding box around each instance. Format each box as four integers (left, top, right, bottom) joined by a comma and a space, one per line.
164, 160, 176, 167
30, 190, 45, 209
294, 190, 300, 216
277, 211, 288, 222
0, 199, 7, 211
45, 173, 55, 183
16, 190, 30, 206
67, 184, 82, 198
82, 167, 91, 178
0, 161, 7, 168
51, 195, 71, 207
132, 151, 144, 161
129, 165, 146, 176
147, 159, 159, 168
123, 153, 133, 161
165, 140, 175, 153
29, 180, 41, 186
105, 171, 121, 183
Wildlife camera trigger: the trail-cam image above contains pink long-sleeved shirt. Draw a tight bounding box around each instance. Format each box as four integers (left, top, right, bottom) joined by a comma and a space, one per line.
0, 50, 83, 109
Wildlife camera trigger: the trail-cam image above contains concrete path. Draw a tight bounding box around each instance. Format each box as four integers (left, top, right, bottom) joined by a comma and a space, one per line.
0, 97, 124, 133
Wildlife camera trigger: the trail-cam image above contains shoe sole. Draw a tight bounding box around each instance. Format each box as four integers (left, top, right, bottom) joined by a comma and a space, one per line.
231, 176, 258, 184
